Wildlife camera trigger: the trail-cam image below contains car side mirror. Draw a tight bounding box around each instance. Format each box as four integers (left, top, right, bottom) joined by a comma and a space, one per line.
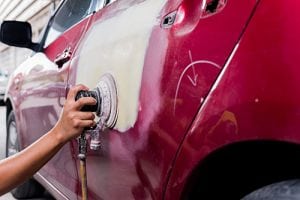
0, 21, 39, 51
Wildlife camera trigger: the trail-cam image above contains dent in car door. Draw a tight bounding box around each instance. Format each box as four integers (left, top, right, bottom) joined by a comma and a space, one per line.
14, 0, 97, 198
69, 0, 258, 199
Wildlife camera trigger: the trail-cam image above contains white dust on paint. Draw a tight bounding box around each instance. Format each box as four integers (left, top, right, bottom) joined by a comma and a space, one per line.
76, 0, 166, 132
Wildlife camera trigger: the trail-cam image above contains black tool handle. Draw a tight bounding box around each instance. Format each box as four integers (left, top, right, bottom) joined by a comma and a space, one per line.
75, 90, 99, 112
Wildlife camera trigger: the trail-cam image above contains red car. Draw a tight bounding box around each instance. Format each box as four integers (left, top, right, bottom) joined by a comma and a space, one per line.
1, 0, 300, 199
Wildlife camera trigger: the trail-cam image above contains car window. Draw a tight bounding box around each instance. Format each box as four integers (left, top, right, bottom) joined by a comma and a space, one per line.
106, 0, 117, 5
44, 0, 99, 47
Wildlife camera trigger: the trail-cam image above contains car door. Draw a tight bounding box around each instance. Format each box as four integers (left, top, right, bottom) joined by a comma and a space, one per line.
12, 0, 102, 198
68, 0, 258, 199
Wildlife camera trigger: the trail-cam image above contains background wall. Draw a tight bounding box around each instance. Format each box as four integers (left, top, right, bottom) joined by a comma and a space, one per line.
0, 0, 60, 75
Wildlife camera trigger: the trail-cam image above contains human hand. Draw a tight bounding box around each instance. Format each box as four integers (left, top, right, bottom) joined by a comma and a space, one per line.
53, 84, 96, 143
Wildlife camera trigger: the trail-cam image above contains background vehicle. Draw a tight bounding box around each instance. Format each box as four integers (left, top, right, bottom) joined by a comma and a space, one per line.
1, 0, 300, 199
0, 69, 8, 105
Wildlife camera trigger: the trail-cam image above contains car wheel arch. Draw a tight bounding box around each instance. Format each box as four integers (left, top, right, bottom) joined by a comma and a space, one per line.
180, 140, 300, 199
5, 97, 25, 150
5, 97, 13, 120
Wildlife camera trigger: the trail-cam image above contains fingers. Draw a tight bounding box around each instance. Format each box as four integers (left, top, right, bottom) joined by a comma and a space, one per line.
80, 120, 96, 128
76, 112, 95, 120
74, 97, 97, 110
68, 85, 96, 129
73, 119, 96, 129
67, 84, 97, 110
55, 84, 100, 142
67, 84, 89, 101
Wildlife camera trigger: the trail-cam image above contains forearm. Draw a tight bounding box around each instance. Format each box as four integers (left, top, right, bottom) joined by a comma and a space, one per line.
0, 85, 95, 196
0, 127, 65, 195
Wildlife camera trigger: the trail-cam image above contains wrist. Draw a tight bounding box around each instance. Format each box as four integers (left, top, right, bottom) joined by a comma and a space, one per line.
50, 126, 67, 146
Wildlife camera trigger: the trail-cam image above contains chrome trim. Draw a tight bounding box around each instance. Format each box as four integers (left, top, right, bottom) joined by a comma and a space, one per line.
34, 172, 69, 200
96, 0, 108, 11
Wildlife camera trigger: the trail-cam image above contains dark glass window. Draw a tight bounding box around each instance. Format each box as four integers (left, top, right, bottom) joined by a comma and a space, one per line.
45, 0, 96, 46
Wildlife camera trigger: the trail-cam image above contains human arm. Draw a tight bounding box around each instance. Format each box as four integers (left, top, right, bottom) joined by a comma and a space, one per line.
0, 84, 96, 195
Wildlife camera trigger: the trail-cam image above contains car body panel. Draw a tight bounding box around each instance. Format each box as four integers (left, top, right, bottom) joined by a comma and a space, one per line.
67, 0, 257, 199
5, 0, 283, 199
6, 16, 93, 199
166, 0, 300, 198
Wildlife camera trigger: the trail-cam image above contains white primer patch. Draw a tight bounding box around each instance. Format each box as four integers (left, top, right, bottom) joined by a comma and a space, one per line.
76, 0, 166, 132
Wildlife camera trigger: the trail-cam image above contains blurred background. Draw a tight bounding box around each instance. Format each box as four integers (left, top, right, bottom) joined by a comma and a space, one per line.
0, 0, 60, 75
0, 1, 60, 199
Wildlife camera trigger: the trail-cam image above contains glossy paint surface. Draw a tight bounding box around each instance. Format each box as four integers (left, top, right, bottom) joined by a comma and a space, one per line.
166, 0, 300, 198
10, 0, 300, 199
6, 17, 92, 199
69, 0, 256, 199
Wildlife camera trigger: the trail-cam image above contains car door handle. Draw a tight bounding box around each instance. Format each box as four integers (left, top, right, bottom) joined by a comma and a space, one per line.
202, 0, 227, 18
54, 47, 72, 68
14, 77, 21, 90
162, 0, 227, 28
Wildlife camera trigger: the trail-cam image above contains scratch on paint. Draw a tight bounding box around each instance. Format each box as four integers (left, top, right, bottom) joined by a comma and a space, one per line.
173, 50, 221, 114
187, 50, 198, 86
